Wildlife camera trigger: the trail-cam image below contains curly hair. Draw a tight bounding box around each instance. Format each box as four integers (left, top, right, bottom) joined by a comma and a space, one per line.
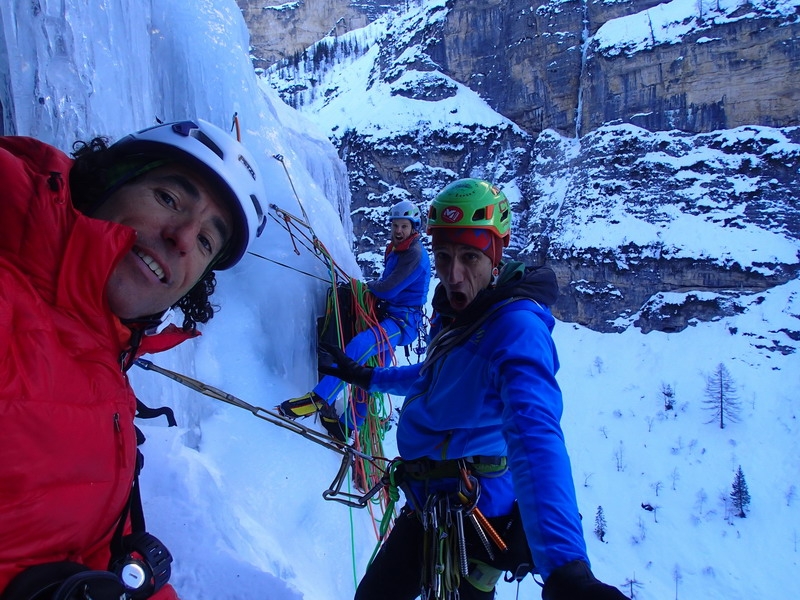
70, 136, 219, 331
174, 271, 219, 331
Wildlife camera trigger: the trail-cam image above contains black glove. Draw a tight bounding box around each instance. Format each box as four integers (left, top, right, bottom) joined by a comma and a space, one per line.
542, 560, 628, 600
318, 343, 374, 390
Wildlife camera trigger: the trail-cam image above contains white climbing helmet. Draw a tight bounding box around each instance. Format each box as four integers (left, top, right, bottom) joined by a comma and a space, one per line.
389, 199, 422, 227
112, 119, 268, 270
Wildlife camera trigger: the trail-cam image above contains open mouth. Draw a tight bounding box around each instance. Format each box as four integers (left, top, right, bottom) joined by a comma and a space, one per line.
135, 249, 166, 282
449, 291, 468, 306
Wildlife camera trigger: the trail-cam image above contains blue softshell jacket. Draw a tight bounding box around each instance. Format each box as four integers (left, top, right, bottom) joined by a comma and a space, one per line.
312, 233, 430, 417
368, 262, 589, 581
368, 233, 430, 345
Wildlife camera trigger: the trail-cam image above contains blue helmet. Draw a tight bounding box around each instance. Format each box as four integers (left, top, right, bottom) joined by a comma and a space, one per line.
389, 200, 422, 228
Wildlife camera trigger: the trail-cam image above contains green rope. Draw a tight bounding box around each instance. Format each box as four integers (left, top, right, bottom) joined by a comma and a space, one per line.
367, 462, 402, 566
310, 246, 401, 585
348, 493, 358, 588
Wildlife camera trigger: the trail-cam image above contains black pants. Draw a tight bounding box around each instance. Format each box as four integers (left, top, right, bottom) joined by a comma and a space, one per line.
355, 504, 534, 600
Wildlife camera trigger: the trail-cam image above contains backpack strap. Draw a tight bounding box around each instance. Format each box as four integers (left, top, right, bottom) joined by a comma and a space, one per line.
135, 398, 177, 428
105, 425, 172, 598
107, 465, 172, 599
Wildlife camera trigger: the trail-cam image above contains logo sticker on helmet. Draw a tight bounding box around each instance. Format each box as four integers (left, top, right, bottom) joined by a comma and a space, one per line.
238, 155, 256, 180
442, 206, 463, 223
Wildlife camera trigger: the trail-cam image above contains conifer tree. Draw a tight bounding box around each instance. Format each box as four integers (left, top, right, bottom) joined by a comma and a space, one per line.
594, 505, 607, 542
730, 465, 751, 518
702, 363, 741, 428
661, 382, 675, 411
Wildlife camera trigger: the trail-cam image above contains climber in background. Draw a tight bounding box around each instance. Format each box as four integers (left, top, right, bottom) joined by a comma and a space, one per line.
279, 199, 431, 442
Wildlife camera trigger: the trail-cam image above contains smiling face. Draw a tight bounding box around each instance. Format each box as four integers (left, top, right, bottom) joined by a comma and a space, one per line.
391, 218, 414, 244
432, 241, 494, 312
92, 163, 233, 320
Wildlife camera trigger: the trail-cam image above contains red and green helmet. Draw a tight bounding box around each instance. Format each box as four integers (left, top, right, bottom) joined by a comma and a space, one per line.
426, 178, 511, 246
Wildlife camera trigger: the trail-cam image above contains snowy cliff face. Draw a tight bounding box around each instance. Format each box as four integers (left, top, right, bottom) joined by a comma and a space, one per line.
261, 0, 800, 334
519, 124, 800, 333
258, 0, 800, 137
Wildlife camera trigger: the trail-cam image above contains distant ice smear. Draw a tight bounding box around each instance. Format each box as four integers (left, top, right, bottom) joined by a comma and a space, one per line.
265, 2, 302, 12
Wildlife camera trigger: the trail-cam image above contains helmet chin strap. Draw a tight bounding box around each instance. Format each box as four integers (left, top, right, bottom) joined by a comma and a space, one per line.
119, 310, 170, 331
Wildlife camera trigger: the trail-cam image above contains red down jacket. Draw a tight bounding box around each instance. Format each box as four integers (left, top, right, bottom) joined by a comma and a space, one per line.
0, 136, 191, 599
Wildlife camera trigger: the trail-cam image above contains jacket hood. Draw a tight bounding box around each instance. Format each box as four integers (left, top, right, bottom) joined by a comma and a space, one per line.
431, 261, 559, 328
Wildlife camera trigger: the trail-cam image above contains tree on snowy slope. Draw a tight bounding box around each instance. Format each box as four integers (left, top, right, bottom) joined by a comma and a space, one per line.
730, 465, 752, 518
594, 505, 607, 542
702, 363, 741, 429
660, 382, 675, 411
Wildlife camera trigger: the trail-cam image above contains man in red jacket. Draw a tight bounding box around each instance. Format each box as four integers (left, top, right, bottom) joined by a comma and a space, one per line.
0, 120, 274, 599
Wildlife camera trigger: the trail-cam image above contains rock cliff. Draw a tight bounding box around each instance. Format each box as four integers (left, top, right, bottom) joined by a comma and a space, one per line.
518, 124, 800, 332
431, 0, 800, 136
246, 0, 800, 135
236, 0, 405, 70
252, 0, 800, 336
580, 1, 800, 134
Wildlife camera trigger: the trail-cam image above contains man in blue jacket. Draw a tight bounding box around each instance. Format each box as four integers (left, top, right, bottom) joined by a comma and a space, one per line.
318, 179, 627, 599
279, 200, 431, 441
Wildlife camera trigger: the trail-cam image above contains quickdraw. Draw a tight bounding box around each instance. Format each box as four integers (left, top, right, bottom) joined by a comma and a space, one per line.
268, 201, 320, 260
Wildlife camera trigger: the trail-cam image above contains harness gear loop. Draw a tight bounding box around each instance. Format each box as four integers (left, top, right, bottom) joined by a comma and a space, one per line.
458, 464, 508, 554
421, 493, 464, 598
403, 458, 512, 599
